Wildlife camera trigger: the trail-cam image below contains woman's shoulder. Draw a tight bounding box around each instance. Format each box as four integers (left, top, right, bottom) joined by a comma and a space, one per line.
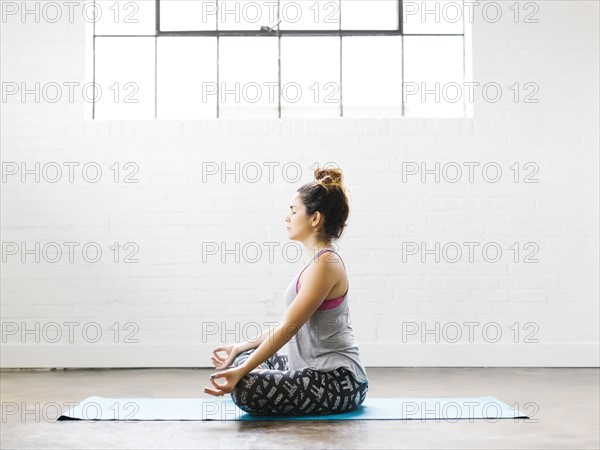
312, 250, 347, 284
301, 249, 346, 281
315, 249, 346, 267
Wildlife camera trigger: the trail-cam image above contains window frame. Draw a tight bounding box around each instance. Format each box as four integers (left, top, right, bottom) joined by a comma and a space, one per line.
89, 0, 470, 120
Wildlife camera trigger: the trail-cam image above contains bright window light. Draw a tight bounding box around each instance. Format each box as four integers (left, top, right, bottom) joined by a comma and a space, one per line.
88, 0, 470, 119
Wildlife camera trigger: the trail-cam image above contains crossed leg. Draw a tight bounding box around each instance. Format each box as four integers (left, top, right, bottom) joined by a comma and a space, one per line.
230, 349, 369, 416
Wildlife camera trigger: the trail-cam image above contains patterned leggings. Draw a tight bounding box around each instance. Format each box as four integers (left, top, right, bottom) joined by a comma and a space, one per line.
229, 348, 369, 416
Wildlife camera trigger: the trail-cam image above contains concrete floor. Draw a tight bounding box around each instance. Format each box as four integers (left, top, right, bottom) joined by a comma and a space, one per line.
1, 367, 598, 449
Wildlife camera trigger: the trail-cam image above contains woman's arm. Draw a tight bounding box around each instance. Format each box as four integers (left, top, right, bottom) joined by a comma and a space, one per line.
235, 261, 337, 377
205, 259, 341, 396
235, 326, 274, 354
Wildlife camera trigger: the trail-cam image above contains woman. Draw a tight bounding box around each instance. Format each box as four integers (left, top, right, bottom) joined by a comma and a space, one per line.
203, 167, 369, 416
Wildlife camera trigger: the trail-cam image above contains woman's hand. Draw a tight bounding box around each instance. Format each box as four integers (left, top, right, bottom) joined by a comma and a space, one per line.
203, 366, 246, 397
210, 344, 240, 370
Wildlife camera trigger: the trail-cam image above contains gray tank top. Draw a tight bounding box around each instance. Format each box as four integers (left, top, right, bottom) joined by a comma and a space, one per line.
283, 248, 369, 385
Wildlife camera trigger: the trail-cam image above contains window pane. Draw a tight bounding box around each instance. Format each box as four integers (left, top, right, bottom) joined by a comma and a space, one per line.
217, 0, 276, 30
94, 37, 155, 120
160, 0, 217, 31
279, 0, 339, 30
94, 0, 155, 35
342, 36, 403, 118
219, 37, 278, 118
157, 37, 217, 119
403, 0, 464, 34
281, 37, 340, 118
340, 0, 398, 30
403, 36, 464, 117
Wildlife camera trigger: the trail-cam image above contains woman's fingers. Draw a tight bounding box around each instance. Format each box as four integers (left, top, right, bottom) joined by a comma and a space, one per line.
211, 347, 236, 369
203, 387, 224, 396
212, 374, 233, 392
212, 358, 228, 368
204, 373, 226, 396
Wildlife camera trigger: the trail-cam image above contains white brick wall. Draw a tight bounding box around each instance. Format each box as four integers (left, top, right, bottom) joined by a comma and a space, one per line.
1, 1, 598, 367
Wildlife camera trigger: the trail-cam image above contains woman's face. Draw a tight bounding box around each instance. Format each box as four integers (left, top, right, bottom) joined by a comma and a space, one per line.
285, 192, 312, 241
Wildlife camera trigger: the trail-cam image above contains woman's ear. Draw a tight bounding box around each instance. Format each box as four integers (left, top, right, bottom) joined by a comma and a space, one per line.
313, 211, 323, 230
311, 211, 323, 228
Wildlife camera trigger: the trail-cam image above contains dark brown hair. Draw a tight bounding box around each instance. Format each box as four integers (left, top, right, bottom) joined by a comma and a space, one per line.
297, 167, 351, 242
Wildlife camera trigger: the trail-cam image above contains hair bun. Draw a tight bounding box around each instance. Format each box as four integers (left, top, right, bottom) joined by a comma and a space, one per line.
314, 167, 344, 189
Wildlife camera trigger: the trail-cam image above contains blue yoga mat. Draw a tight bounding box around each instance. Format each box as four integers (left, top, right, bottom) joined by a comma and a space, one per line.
57, 396, 529, 421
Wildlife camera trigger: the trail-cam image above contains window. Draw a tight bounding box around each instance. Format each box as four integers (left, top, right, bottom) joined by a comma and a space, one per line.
89, 0, 471, 119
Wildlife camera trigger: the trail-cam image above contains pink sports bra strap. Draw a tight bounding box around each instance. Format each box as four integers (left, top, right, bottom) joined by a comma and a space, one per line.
296, 248, 349, 308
